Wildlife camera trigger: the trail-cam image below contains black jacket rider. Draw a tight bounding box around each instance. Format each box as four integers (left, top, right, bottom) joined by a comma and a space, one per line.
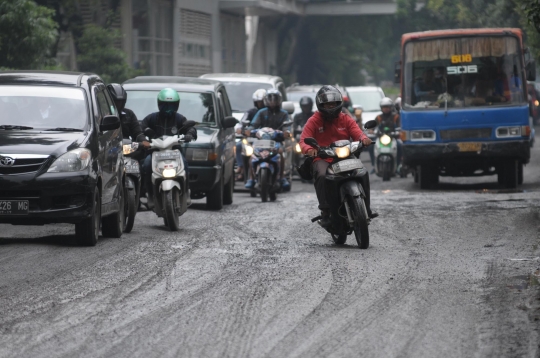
141, 112, 198, 139
250, 107, 289, 130
375, 112, 400, 131
293, 111, 314, 135
121, 108, 145, 142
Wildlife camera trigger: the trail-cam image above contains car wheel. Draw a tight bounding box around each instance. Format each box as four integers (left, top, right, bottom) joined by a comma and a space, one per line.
223, 170, 234, 205
102, 180, 124, 238
76, 188, 101, 246
207, 175, 223, 210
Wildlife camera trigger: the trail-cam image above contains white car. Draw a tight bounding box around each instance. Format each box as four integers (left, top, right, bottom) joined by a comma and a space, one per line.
346, 86, 386, 125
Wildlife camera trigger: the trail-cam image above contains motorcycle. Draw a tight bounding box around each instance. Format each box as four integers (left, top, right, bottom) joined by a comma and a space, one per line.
235, 117, 256, 185
304, 119, 378, 249
293, 125, 309, 182
374, 125, 400, 181
122, 139, 144, 233
248, 127, 286, 202
143, 121, 196, 231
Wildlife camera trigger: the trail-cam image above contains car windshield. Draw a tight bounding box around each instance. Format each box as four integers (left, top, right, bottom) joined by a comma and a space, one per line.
0, 86, 87, 129
287, 91, 316, 103
126, 91, 217, 126
347, 90, 383, 112
403, 36, 526, 110
220, 82, 273, 112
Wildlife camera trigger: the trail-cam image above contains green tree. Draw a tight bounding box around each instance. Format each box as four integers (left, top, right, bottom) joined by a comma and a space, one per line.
77, 24, 140, 83
0, 0, 57, 69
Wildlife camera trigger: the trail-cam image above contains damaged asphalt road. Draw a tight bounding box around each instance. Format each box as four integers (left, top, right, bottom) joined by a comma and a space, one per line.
1, 141, 539, 357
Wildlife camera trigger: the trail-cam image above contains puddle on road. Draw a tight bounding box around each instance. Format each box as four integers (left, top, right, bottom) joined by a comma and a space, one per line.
475, 189, 525, 194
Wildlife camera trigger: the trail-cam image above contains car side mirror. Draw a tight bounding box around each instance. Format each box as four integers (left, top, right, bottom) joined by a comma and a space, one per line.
100, 115, 120, 132
223, 116, 238, 129
144, 127, 156, 139
282, 101, 295, 115
304, 137, 319, 148
364, 120, 378, 130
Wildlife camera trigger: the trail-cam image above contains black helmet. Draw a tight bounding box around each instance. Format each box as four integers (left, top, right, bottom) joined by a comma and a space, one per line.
107, 83, 127, 112
264, 89, 282, 109
315, 85, 343, 120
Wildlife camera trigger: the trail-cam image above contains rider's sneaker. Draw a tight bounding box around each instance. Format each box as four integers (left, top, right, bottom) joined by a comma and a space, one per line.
318, 210, 331, 228
245, 179, 255, 189
281, 178, 290, 190
368, 209, 379, 219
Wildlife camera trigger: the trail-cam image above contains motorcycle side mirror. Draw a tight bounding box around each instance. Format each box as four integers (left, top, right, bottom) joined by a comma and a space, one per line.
144, 127, 156, 139
179, 120, 197, 134
364, 120, 378, 130
279, 119, 293, 129
304, 137, 319, 148
282, 101, 295, 115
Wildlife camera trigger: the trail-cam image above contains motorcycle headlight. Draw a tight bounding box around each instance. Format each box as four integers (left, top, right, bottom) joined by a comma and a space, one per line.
380, 134, 392, 146
245, 145, 254, 157
47, 148, 91, 173
295, 143, 302, 153
162, 168, 176, 178
334, 146, 351, 158
242, 138, 248, 145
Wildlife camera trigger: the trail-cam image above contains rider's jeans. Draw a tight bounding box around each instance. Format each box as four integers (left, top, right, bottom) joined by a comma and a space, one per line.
143, 154, 189, 197
235, 141, 243, 167
312, 159, 372, 213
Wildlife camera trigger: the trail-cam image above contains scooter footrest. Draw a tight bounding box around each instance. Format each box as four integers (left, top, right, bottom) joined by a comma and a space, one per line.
311, 215, 322, 223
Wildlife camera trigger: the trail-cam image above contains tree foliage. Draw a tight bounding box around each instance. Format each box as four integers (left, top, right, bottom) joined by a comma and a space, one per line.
0, 0, 58, 69
77, 24, 141, 83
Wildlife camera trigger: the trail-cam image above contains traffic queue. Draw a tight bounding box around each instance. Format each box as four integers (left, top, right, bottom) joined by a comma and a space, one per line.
0, 28, 535, 249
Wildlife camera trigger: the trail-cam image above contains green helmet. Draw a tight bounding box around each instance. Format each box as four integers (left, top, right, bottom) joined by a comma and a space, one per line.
157, 88, 180, 115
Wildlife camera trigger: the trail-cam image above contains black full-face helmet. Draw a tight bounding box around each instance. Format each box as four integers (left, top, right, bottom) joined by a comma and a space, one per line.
264, 89, 283, 110
315, 85, 343, 120
107, 83, 127, 112
299, 96, 313, 114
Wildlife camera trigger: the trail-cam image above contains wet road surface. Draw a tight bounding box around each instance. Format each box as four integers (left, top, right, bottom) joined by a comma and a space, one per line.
1, 137, 540, 357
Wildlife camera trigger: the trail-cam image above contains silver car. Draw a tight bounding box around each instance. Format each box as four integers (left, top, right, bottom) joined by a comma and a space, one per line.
346, 86, 386, 125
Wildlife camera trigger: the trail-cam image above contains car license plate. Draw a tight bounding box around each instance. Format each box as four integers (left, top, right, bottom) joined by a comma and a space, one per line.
457, 142, 482, 152
332, 159, 363, 174
0, 200, 29, 215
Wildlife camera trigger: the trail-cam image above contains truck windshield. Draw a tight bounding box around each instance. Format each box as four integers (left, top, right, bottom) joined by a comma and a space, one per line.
0, 86, 87, 129
403, 36, 526, 110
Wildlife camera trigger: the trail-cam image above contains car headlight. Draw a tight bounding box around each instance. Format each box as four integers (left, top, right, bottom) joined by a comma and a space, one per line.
295, 143, 302, 153
245, 145, 254, 157
380, 134, 392, 146
162, 168, 176, 178
47, 148, 91, 173
334, 146, 350, 158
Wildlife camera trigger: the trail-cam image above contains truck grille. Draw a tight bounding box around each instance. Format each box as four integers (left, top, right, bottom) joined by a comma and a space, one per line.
0, 157, 49, 175
440, 128, 492, 140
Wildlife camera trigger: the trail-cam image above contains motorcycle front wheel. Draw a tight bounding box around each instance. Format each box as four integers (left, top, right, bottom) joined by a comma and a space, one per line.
162, 188, 180, 231
348, 196, 369, 249
331, 233, 347, 245
260, 168, 269, 202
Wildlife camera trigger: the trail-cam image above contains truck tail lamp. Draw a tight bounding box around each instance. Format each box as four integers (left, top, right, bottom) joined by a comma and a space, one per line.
521, 125, 531, 137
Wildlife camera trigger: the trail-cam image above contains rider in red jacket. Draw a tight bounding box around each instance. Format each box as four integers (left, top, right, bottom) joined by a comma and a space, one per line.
300, 85, 378, 227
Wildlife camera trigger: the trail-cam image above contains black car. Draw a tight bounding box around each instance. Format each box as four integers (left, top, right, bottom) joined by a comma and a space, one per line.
123, 76, 237, 210
0, 71, 124, 246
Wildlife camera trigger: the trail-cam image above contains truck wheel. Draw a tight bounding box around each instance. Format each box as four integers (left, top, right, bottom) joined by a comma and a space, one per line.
76, 188, 101, 246
223, 172, 234, 205
419, 165, 435, 189
503, 160, 518, 189
102, 181, 124, 238
207, 175, 223, 210
518, 162, 523, 185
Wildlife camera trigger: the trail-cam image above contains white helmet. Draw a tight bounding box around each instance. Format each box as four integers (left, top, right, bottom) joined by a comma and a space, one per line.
252, 89, 267, 102
380, 97, 393, 108
395, 97, 402, 106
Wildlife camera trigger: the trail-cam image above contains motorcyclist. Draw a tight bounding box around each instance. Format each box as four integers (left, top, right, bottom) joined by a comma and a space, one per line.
245, 89, 291, 190
107, 83, 149, 149
300, 85, 378, 228
140, 88, 197, 208
374, 97, 402, 172
395, 96, 402, 113
293, 96, 314, 135
235, 89, 267, 181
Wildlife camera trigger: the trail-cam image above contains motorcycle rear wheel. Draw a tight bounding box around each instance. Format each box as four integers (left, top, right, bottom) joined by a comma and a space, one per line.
163, 188, 180, 231
331, 233, 347, 245
348, 196, 369, 249
260, 169, 269, 202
